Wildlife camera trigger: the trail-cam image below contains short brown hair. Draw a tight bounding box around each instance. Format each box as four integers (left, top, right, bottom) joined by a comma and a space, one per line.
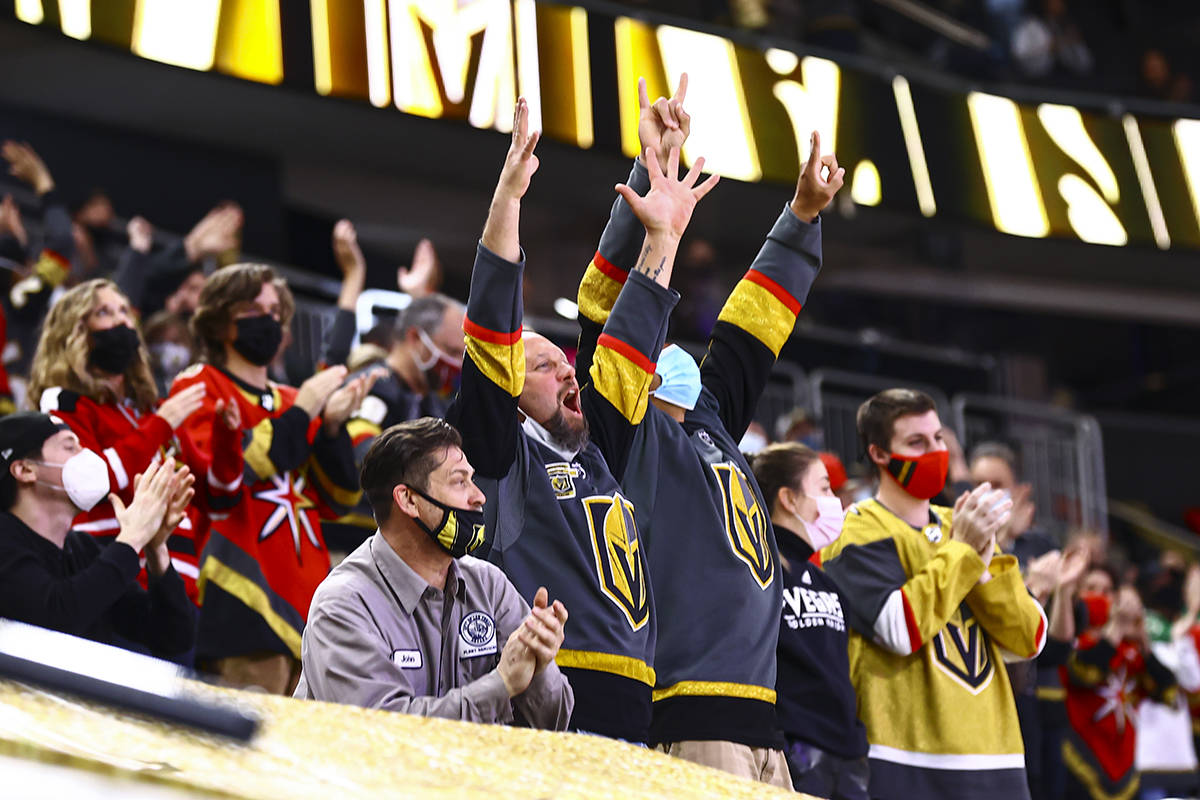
751, 442, 821, 514
856, 388, 937, 455
360, 417, 463, 525
190, 263, 294, 366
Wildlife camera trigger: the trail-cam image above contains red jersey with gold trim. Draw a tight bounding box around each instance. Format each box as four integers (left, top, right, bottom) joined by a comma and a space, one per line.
171, 364, 361, 661
1060, 633, 1179, 800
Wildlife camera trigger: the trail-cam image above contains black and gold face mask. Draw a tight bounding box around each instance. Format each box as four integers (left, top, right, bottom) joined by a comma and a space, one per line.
408, 486, 486, 558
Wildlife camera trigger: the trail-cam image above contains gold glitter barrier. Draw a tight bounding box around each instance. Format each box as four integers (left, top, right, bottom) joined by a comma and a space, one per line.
0, 679, 817, 799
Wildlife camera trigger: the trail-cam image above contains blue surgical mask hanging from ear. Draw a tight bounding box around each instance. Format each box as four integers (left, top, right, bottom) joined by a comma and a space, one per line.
651, 344, 701, 411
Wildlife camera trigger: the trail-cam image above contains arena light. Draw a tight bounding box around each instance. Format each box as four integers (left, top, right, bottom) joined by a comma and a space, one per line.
1123, 114, 1170, 250
1057, 174, 1127, 246
568, 7, 593, 149
967, 92, 1049, 238
364, 0, 391, 107
133, 0, 220, 72
14, 0, 43, 25
851, 160, 881, 206
465, 0, 517, 131
656, 25, 761, 181
514, 0, 543, 135
310, 0, 333, 95
388, 0, 441, 116
214, 0, 284, 85
768, 50, 840, 175
1036, 104, 1119, 203
1175, 119, 1200, 234
892, 76, 936, 218
554, 297, 579, 320
57, 0, 90, 40
613, 16, 641, 159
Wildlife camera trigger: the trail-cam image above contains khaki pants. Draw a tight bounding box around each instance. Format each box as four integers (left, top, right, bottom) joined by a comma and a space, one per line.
658, 740, 795, 790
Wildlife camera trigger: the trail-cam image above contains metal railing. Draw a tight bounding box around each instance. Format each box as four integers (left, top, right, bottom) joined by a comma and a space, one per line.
952, 394, 1108, 538
809, 368, 953, 462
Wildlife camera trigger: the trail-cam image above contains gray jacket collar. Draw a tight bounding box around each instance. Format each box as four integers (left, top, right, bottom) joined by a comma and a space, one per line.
368, 533, 460, 614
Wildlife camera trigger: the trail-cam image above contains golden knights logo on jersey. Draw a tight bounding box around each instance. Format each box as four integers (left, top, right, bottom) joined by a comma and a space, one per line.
711, 462, 774, 589
931, 607, 995, 695
582, 493, 649, 631
545, 462, 581, 500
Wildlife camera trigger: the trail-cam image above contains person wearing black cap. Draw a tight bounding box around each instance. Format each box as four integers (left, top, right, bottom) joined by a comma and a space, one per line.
0, 412, 196, 658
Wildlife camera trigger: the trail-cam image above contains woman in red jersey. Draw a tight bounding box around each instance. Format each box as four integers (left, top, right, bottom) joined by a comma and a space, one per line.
28, 279, 207, 610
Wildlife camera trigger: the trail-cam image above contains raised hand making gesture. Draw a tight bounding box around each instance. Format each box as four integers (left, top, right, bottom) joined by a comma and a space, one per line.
616, 146, 719, 289
638, 74, 690, 176
791, 130, 846, 222
482, 97, 540, 263
2, 141, 55, 196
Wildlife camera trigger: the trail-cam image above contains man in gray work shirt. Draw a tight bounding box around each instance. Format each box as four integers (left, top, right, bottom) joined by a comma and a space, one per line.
294, 417, 573, 727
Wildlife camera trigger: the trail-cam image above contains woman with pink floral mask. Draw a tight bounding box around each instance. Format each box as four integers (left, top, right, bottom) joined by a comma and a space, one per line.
752, 442, 869, 800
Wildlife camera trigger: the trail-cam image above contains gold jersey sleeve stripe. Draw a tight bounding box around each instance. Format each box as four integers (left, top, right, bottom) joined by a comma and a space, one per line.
307, 457, 363, 509
196, 555, 303, 659
576, 253, 628, 325
244, 418, 277, 480
555, 648, 655, 686
652, 680, 777, 704
590, 333, 655, 424
465, 337, 525, 398
345, 417, 381, 443
715, 276, 799, 357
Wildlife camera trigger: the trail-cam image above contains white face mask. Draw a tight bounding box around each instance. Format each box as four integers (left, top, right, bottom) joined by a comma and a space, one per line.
413, 328, 462, 372
739, 430, 768, 455
36, 449, 111, 511
798, 495, 845, 551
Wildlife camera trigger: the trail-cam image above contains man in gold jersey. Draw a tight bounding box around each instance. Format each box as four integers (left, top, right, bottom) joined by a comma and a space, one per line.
821, 388, 1048, 800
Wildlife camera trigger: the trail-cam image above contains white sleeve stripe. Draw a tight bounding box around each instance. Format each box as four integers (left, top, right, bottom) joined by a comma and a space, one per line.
1032, 598, 1048, 657
873, 589, 915, 655
39, 387, 62, 413
103, 447, 129, 490
170, 559, 200, 579
207, 466, 242, 493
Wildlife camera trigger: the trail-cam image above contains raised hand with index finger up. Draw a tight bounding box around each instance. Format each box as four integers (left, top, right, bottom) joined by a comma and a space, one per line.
638, 73, 690, 176
791, 130, 846, 222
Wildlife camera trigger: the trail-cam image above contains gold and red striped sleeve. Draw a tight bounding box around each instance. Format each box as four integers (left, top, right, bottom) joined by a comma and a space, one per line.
590, 331, 657, 425
715, 268, 804, 357
463, 317, 525, 398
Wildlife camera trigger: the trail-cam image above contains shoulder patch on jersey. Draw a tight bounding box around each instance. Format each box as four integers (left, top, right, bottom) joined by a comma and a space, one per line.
39, 386, 80, 413
354, 395, 388, 426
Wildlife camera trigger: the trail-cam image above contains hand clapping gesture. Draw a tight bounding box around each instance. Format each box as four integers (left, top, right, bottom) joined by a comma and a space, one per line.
950, 482, 1012, 577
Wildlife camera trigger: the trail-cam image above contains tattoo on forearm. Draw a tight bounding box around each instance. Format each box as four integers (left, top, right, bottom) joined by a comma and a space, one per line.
633, 245, 667, 280
633, 243, 652, 276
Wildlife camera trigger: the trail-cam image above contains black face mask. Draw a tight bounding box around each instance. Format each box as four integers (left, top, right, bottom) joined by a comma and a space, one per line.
232, 315, 283, 366
409, 486, 486, 558
88, 325, 141, 375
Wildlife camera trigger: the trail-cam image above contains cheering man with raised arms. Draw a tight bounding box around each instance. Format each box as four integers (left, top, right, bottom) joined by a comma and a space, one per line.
446, 98, 718, 743
574, 76, 843, 785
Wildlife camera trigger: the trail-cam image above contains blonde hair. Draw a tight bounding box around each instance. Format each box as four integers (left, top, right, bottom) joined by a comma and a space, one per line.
28, 279, 159, 411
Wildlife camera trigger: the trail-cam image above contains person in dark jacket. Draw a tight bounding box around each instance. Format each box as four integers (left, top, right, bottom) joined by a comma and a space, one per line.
0, 411, 195, 660
752, 441, 870, 799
